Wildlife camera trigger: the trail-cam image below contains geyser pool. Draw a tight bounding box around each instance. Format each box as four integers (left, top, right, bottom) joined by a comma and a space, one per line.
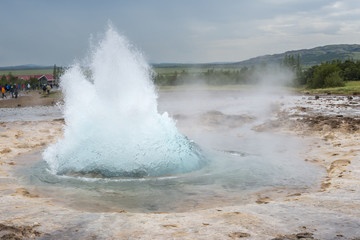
12, 91, 324, 212
25, 27, 325, 212
42, 27, 206, 177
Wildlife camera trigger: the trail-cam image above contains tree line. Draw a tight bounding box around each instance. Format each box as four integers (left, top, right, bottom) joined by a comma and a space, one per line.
302, 59, 360, 88
153, 56, 360, 89
154, 68, 254, 86
153, 56, 300, 87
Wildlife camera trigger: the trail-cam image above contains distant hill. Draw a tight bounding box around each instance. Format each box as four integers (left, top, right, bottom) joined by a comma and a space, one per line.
153, 44, 360, 69
232, 44, 360, 67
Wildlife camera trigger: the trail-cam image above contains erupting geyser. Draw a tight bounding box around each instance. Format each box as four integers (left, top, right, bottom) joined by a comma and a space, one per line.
43, 27, 205, 178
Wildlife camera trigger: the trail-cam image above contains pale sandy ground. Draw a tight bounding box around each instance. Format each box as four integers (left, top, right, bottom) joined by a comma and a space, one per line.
1, 94, 360, 239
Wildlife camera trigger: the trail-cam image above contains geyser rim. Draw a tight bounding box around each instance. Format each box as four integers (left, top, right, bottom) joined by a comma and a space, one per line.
43, 145, 212, 183
45, 168, 182, 183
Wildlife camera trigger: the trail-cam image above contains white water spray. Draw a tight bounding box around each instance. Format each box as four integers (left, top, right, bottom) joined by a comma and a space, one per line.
43, 27, 204, 177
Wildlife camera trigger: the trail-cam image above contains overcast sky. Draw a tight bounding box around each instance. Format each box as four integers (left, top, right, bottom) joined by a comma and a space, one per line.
1, 0, 360, 66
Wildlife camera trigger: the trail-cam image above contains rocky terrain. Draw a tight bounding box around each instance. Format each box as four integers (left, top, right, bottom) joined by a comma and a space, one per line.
0, 92, 360, 239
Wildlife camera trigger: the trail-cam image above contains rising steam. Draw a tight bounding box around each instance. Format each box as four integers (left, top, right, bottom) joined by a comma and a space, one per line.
43, 26, 205, 178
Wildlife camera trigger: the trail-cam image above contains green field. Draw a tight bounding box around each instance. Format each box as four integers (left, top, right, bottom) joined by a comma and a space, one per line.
154, 67, 206, 75
302, 81, 360, 95
0, 68, 53, 76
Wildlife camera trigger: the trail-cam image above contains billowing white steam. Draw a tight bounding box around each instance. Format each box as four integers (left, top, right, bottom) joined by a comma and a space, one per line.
43, 27, 204, 177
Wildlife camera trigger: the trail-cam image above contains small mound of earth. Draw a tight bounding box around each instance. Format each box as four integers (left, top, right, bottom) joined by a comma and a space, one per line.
298, 115, 360, 132
253, 112, 360, 133
0, 223, 42, 239
271, 232, 316, 240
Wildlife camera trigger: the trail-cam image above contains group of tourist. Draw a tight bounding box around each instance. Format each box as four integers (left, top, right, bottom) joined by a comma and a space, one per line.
1, 83, 31, 99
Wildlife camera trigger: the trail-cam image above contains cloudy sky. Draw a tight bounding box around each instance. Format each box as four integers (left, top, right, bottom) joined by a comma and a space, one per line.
1, 0, 360, 66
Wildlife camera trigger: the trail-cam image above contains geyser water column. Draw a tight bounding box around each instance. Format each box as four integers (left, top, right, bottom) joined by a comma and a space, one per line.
43, 27, 205, 178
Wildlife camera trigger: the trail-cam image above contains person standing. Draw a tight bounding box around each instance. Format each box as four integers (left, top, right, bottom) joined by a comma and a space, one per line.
10, 85, 14, 98
1, 86, 6, 98
14, 85, 18, 98
46, 84, 51, 95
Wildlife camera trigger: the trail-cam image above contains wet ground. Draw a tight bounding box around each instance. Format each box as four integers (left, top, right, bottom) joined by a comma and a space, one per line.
1, 90, 360, 239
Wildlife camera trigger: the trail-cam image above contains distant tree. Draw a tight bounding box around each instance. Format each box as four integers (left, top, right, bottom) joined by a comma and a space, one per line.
53, 64, 58, 80
0, 75, 6, 86
29, 77, 39, 89
58, 66, 66, 78
338, 60, 360, 81
177, 70, 190, 84
283, 54, 303, 85
307, 63, 344, 88
324, 71, 344, 88
301, 65, 317, 85
6, 72, 19, 85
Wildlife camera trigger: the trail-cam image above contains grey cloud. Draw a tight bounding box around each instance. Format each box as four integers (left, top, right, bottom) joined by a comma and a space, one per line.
1, 0, 360, 65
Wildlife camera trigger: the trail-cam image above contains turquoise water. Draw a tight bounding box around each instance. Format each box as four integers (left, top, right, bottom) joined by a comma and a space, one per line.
18, 122, 322, 212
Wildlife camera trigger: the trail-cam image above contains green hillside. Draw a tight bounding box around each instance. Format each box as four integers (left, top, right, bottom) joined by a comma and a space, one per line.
233, 44, 360, 67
